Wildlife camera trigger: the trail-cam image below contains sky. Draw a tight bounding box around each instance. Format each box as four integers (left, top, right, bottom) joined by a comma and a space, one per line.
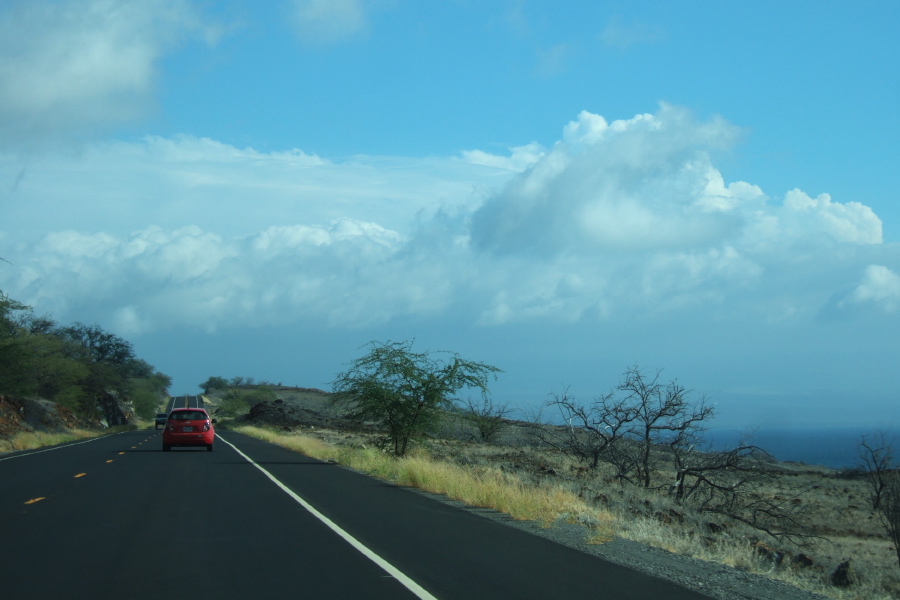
1, 0, 898, 430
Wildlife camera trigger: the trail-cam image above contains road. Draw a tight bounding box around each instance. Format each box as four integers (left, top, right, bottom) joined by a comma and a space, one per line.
166, 394, 203, 411
0, 429, 712, 600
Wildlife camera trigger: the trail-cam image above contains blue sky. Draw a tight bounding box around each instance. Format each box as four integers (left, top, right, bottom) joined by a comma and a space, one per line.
1, 0, 898, 429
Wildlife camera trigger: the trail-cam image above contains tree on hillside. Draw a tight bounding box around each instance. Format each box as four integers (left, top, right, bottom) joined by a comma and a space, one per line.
459, 396, 514, 443
538, 366, 813, 543
128, 360, 172, 420
53, 323, 138, 413
540, 366, 713, 487
0, 290, 29, 329
58, 323, 135, 368
858, 431, 895, 510
534, 386, 636, 474
1, 300, 91, 405
332, 340, 501, 456
200, 376, 230, 394
669, 442, 814, 544
0, 290, 170, 422
858, 431, 900, 568
882, 473, 900, 569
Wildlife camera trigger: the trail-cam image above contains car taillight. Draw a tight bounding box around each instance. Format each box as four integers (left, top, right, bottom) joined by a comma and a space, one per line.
202, 422, 210, 432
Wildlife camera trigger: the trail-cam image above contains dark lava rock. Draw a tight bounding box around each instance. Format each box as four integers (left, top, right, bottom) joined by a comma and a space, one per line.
830, 559, 857, 588
244, 400, 359, 430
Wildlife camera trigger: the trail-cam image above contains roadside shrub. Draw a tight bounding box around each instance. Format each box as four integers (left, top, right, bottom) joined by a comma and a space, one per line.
218, 386, 277, 417
218, 391, 251, 417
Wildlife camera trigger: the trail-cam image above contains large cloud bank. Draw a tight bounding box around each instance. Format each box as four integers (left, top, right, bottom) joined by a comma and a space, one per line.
1, 106, 896, 338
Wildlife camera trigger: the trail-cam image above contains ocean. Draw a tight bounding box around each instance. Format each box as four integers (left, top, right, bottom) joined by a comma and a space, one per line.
704, 426, 895, 470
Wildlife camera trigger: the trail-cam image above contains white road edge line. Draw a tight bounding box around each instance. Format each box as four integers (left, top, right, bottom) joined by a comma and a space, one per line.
216, 433, 438, 600
0, 432, 126, 462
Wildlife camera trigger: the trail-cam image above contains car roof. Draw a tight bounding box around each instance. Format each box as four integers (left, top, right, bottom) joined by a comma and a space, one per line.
168, 408, 208, 415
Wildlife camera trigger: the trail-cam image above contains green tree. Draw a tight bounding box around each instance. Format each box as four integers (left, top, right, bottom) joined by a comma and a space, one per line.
17, 333, 90, 407
0, 290, 171, 421
332, 340, 501, 456
200, 376, 230, 394
128, 364, 172, 420
0, 290, 29, 332
56, 323, 137, 402
858, 432, 900, 568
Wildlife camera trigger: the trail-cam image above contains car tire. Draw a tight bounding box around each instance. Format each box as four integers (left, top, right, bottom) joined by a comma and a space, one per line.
206, 444, 213, 452
163, 444, 171, 452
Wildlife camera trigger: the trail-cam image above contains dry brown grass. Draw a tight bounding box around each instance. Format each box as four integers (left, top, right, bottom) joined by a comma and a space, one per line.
235, 425, 615, 536
0, 428, 99, 453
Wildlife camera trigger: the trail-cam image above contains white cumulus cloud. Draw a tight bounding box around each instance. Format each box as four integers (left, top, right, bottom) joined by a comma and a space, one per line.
841, 265, 900, 313
778, 189, 882, 245
0, 0, 217, 150
470, 105, 745, 255
1, 105, 895, 337
288, 0, 368, 44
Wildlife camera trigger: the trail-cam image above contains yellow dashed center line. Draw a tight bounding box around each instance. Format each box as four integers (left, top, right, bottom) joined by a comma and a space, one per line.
118, 452, 125, 455
24, 497, 45, 505
74, 473, 86, 478
106, 460, 113, 463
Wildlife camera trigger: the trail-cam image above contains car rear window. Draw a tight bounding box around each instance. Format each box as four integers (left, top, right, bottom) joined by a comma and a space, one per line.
170, 411, 207, 421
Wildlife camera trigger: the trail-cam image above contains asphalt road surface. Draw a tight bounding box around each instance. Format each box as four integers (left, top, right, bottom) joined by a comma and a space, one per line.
166, 395, 203, 411
0, 429, 713, 600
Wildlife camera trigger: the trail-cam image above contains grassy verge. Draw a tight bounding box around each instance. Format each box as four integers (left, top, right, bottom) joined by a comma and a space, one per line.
0, 428, 100, 453
235, 424, 900, 600
0, 423, 141, 454
234, 425, 615, 539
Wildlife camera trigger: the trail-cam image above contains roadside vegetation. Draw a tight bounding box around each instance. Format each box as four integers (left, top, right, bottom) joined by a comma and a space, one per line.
231, 418, 900, 600
0, 422, 141, 453
5, 320, 898, 599
234, 423, 614, 536
331, 340, 501, 456
0, 428, 99, 453
206, 340, 900, 600
199, 376, 281, 418
0, 290, 170, 424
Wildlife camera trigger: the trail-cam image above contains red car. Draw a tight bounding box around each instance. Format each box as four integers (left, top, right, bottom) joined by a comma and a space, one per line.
162, 408, 216, 452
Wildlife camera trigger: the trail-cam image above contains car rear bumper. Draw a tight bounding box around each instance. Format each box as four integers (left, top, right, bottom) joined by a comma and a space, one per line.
162, 431, 214, 446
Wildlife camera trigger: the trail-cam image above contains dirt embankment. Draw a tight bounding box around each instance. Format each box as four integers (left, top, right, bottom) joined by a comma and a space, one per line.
0, 395, 97, 438
0, 391, 137, 441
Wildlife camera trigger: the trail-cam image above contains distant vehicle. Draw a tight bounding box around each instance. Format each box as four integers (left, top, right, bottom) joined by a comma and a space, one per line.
154, 413, 168, 430
162, 408, 216, 452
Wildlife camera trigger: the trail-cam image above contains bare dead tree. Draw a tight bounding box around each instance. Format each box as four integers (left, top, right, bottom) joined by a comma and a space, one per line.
531, 387, 632, 476
858, 431, 896, 510
537, 366, 816, 543
619, 367, 715, 488
460, 396, 514, 443
536, 367, 714, 487
857, 430, 900, 568
668, 442, 814, 544
881, 472, 900, 568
